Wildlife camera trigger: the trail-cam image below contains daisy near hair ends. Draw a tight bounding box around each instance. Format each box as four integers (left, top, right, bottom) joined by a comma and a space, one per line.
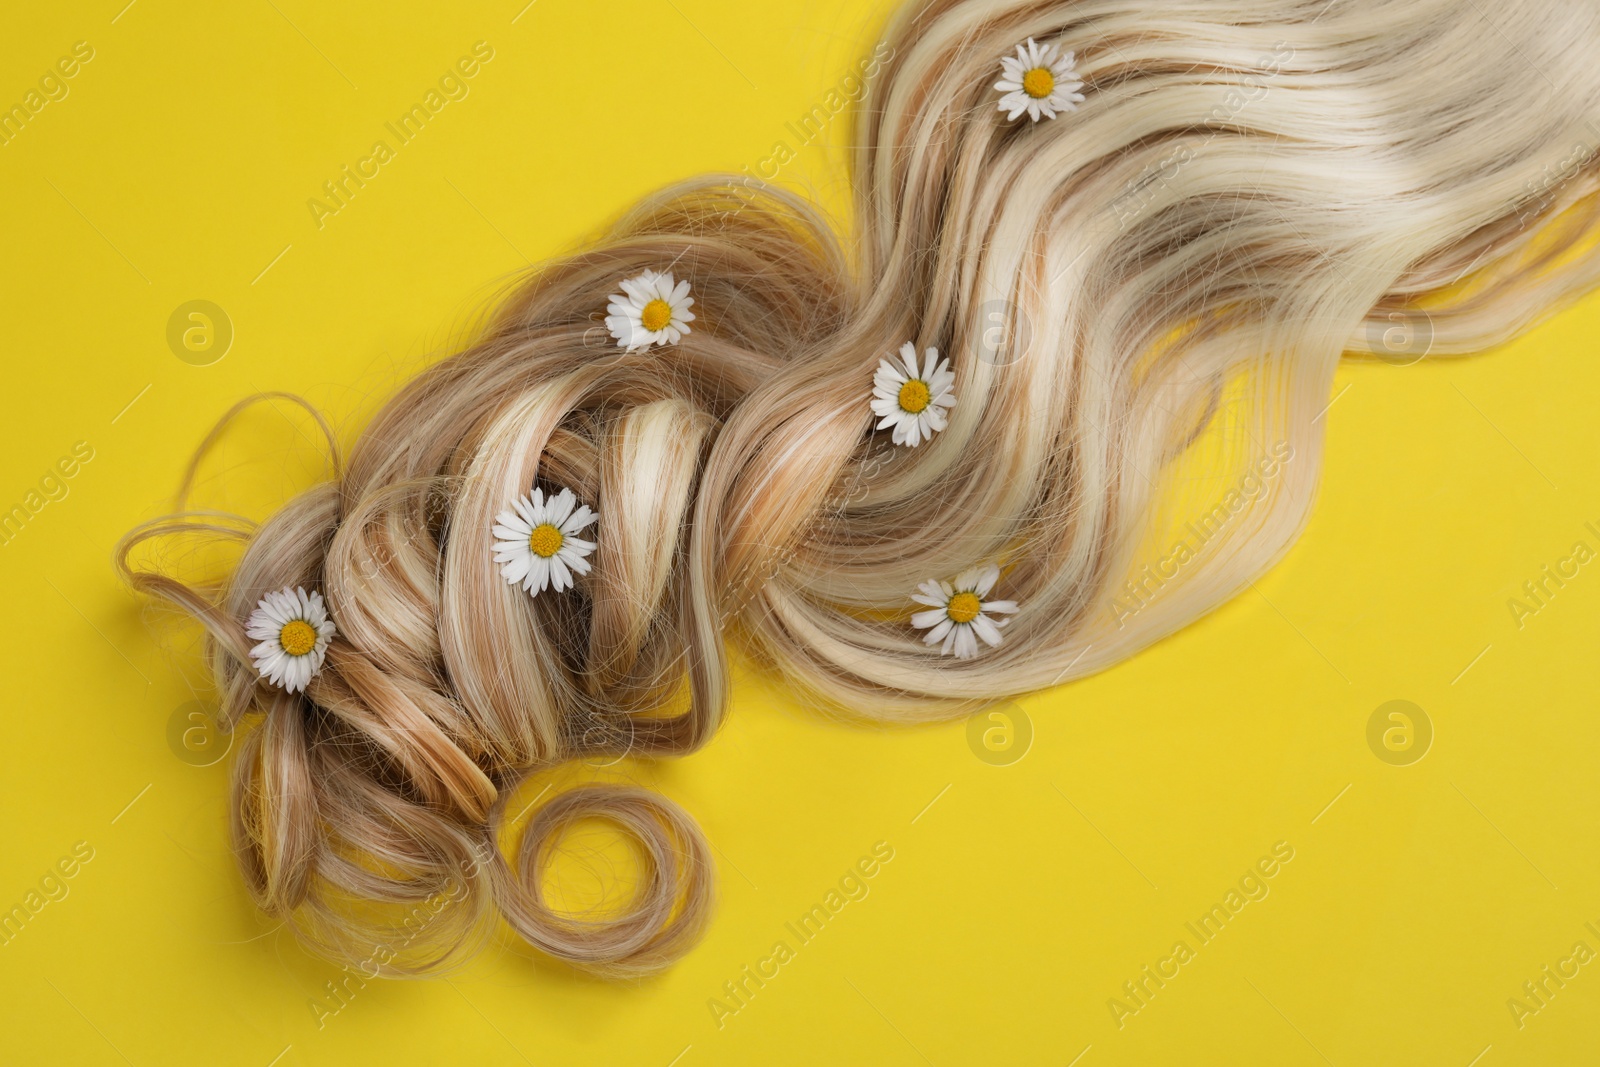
492, 486, 598, 597
118, 0, 1600, 978
995, 36, 1083, 122
871, 342, 956, 446
911, 564, 1018, 659
246, 587, 335, 692
606, 269, 695, 350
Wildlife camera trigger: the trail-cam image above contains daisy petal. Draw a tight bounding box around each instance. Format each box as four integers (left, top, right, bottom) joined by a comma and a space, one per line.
246, 585, 336, 692
494, 483, 601, 599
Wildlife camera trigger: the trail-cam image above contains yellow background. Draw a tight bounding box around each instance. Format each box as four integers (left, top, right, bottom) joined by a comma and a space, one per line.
3, 1, 1598, 1063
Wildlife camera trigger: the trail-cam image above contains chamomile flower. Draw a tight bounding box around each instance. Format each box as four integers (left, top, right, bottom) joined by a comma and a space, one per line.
870, 342, 956, 447
910, 563, 1019, 659
605, 269, 695, 350
246, 586, 336, 693
995, 37, 1085, 122
492, 485, 599, 597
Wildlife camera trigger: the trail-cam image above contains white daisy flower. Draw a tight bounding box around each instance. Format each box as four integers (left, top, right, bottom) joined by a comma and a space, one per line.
871, 342, 956, 447
492, 485, 599, 597
605, 269, 695, 350
995, 37, 1085, 122
246, 586, 336, 693
910, 563, 1019, 660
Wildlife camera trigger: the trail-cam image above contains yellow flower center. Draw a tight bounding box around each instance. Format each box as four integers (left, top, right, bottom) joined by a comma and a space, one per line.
279, 619, 318, 657
898, 379, 932, 413
528, 523, 564, 558
640, 298, 673, 333
1022, 67, 1055, 99
947, 591, 982, 624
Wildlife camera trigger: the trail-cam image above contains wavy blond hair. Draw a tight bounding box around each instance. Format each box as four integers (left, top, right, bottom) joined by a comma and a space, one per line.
121, 0, 1600, 976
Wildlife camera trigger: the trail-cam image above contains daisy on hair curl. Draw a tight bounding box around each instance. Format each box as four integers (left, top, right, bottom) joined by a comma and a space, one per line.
606, 269, 695, 351
246, 586, 336, 693
871, 342, 956, 447
996, 37, 1085, 122
909, 563, 1019, 659
492, 485, 599, 597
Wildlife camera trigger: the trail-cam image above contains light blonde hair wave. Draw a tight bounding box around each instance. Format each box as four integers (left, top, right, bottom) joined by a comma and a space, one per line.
120, 0, 1600, 976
